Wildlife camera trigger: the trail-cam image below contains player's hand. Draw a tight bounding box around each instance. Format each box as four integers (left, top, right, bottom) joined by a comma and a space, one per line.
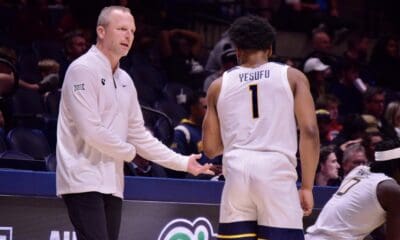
299, 188, 314, 216
210, 165, 223, 175
187, 154, 215, 176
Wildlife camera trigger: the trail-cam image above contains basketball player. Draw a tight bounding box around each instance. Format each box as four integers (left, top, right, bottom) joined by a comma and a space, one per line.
202, 15, 320, 240
306, 139, 400, 240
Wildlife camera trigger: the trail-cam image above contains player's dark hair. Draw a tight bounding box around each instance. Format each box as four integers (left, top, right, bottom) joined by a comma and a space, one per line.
228, 15, 276, 51
370, 139, 400, 177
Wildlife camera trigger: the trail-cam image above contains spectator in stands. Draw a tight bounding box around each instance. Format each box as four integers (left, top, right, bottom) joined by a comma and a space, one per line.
363, 131, 383, 163
11, 0, 53, 44
311, 30, 332, 55
316, 94, 342, 141
330, 60, 364, 116
56, 6, 213, 240
277, 0, 346, 36
1, 46, 59, 94
304, 29, 340, 82
19, 59, 60, 94
362, 87, 398, 140
370, 35, 400, 92
0, 71, 15, 97
58, 30, 88, 85
120, 23, 166, 106
315, 145, 340, 186
0, 47, 59, 95
316, 109, 332, 147
169, 91, 222, 179
37, 59, 60, 91
343, 33, 374, 85
383, 101, 400, 140
361, 114, 380, 134
0, 46, 19, 131
341, 143, 368, 176
0, 48, 17, 97
343, 32, 370, 64
203, 44, 237, 92
205, 32, 233, 74
56, 3, 80, 37
270, 55, 296, 67
303, 57, 330, 101
160, 28, 205, 90
247, 0, 275, 21
363, 87, 386, 124
277, 0, 324, 32
332, 114, 368, 153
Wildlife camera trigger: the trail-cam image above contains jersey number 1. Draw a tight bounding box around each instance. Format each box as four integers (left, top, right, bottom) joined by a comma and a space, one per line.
249, 84, 259, 118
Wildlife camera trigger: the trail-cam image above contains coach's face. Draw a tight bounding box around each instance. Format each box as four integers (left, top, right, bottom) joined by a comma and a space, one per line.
99, 9, 136, 58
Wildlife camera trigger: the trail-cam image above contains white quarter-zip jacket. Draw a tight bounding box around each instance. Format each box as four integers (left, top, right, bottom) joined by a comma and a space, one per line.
56, 46, 188, 198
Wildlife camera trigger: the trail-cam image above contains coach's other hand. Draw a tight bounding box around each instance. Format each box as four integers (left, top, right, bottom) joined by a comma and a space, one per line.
187, 154, 215, 176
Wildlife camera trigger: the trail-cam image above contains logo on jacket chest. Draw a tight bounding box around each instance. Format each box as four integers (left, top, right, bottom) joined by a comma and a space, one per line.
101, 78, 106, 85
73, 83, 85, 91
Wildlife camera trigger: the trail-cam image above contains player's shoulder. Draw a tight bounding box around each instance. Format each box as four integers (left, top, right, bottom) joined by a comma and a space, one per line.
206, 77, 222, 106
208, 77, 222, 95
287, 66, 307, 80
225, 65, 240, 74
283, 66, 308, 93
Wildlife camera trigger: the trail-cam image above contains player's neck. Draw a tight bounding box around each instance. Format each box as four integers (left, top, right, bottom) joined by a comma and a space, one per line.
238, 50, 269, 68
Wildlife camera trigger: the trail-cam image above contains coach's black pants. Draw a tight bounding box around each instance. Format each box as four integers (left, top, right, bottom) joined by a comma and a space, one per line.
63, 192, 122, 240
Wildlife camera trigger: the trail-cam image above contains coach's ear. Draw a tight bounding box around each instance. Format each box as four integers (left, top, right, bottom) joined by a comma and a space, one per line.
96, 25, 106, 41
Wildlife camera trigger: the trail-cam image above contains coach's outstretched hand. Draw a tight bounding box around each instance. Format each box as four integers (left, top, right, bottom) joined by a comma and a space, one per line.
187, 154, 215, 176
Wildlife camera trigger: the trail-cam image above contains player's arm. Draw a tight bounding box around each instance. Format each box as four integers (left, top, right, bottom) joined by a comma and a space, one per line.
202, 78, 223, 159
376, 180, 400, 240
288, 67, 320, 215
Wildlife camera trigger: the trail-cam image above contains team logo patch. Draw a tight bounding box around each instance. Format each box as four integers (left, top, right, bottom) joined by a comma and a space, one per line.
101, 78, 106, 85
158, 217, 217, 240
73, 83, 85, 92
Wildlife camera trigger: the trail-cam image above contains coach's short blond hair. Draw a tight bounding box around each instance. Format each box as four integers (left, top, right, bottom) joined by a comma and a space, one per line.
97, 6, 131, 27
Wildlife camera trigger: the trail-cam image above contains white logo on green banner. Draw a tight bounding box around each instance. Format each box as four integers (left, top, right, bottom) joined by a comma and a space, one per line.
158, 217, 217, 240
